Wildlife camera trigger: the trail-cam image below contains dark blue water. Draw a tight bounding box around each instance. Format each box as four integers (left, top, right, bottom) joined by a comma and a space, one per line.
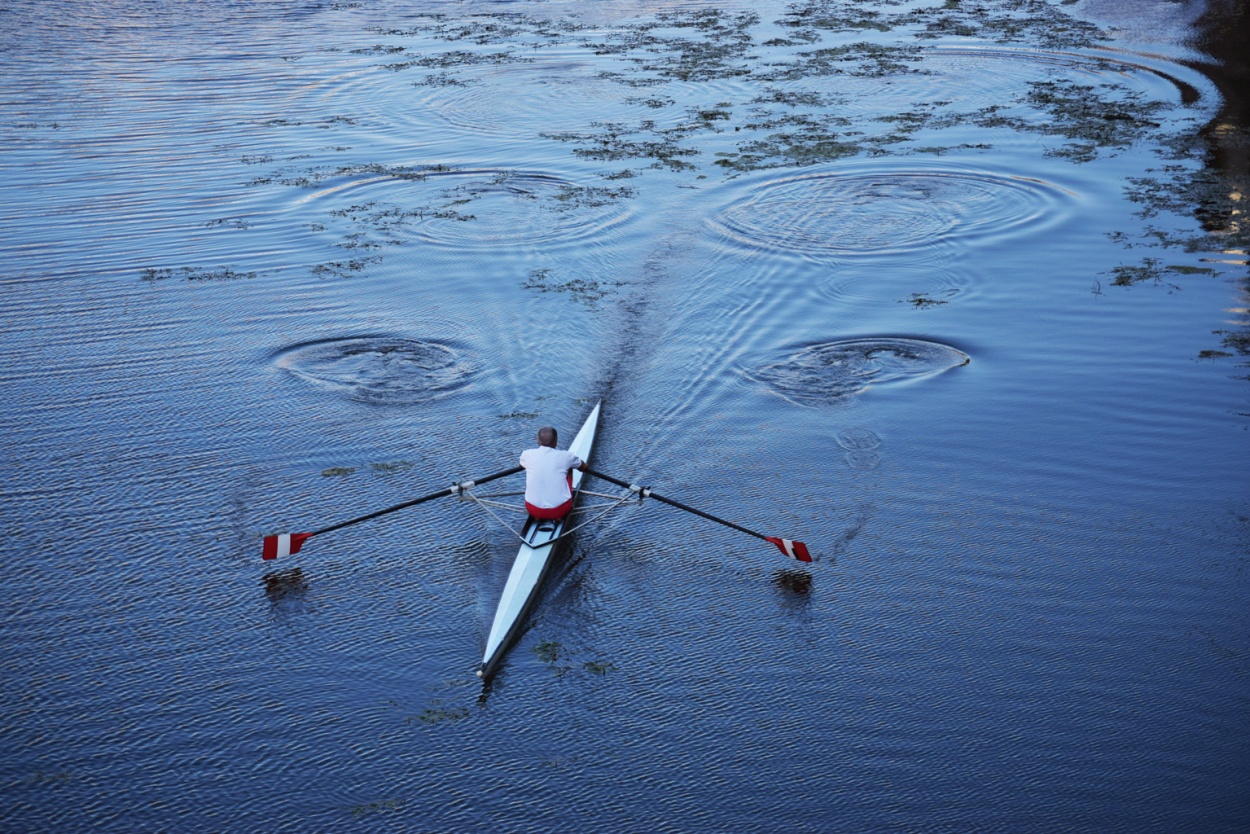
2, 1, 1247, 831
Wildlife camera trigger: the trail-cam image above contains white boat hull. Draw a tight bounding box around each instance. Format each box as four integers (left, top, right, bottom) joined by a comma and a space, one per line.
479, 401, 601, 677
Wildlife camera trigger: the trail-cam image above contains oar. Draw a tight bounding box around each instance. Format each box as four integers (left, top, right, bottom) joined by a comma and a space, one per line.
583, 468, 812, 562
261, 465, 524, 560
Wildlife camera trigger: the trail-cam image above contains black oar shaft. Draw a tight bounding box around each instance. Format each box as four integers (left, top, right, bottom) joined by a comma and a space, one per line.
311, 465, 523, 537
583, 467, 769, 543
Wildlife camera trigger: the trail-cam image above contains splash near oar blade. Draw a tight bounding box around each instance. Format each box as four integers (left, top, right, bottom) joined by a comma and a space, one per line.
766, 536, 811, 563
262, 532, 313, 561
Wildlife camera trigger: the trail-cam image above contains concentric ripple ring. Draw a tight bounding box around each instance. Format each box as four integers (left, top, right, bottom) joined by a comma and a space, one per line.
710, 166, 1070, 257
748, 337, 970, 406
274, 336, 474, 405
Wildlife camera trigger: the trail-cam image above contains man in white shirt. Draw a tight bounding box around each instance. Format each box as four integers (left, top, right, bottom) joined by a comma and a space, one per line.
519, 425, 586, 520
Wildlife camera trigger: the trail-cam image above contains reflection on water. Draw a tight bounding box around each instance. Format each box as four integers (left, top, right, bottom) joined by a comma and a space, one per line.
262, 566, 310, 604
771, 568, 813, 596
1187, 0, 1250, 185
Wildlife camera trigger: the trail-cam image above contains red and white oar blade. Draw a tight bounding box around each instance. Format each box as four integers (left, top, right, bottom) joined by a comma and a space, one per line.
262, 532, 313, 561
766, 536, 812, 563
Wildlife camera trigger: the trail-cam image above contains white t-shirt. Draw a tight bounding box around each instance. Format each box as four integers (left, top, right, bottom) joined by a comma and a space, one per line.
519, 446, 583, 508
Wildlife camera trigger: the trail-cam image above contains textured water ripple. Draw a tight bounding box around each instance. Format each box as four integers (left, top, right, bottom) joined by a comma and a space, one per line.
747, 337, 970, 405
274, 336, 475, 405
709, 165, 1071, 257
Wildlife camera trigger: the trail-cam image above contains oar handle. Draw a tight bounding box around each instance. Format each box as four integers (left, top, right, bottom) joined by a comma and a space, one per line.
311, 465, 524, 537
582, 467, 769, 543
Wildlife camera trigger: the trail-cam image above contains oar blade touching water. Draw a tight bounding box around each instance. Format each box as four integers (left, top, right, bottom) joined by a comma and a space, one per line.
765, 536, 811, 563
262, 532, 314, 561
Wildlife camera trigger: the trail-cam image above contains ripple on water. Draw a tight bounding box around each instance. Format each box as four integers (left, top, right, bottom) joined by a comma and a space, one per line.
415, 169, 635, 250
303, 167, 636, 253
747, 337, 969, 406
410, 59, 640, 136
819, 262, 976, 308
920, 45, 1205, 108
274, 336, 473, 405
708, 165, 1071, 258
835, 428, 881, 451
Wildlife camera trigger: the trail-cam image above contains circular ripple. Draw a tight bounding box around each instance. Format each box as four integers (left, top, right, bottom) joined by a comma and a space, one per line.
748, 337, 969, 406
845, 450, 882, 470
411, 59, 642, 136
709, 166, 1068, 257
924, 45, 1204, 108
297, 166, 636, 253
274, 336, 473, 405
835, 428, 881, 451
408, 168, 636, 251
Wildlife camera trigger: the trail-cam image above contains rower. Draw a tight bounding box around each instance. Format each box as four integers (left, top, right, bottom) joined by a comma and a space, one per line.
519, 425, 586, 521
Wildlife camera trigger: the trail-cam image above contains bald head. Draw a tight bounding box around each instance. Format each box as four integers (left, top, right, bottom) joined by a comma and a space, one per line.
537, 426, 558, 447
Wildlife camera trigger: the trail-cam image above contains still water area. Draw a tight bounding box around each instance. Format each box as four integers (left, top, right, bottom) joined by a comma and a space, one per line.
1, 0, 1247, 831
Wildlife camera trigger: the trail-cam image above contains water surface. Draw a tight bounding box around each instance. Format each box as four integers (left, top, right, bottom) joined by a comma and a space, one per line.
1, 0, 1247, 831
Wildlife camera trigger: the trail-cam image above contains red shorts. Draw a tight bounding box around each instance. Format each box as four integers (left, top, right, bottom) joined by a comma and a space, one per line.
526, 499, 573, 520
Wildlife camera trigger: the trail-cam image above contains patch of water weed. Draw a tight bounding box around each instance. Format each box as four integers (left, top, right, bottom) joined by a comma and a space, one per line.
414, 72, 470, 88
586, 9, 760, 83
322, 467, 356, 477
1027, 80, 1166, 157
751, 89, 840, 109
626, 94, 676, 109
350, 44, 407, 56
943, 79, 1171, 162
349, 799, 402, 819
717, 111, 860, 171
1104, 258, 1182, 289
534, 639, 563, 663
911, 0, 1106, 48
1124, 163, 1244, 228
543, 120, 701, 171
1213, 329, 1250, 356
779, 0, 1106, 50
779, 1, 898, 34
777, 42, 929, 80
371, 460, 414, 477
409, 705, 471, 725
523, 268, 625, 306
382, 50, 534, 72
325, 196, 474, 253
430, 14, 584, 45
141, 266, 256, 282
311, 256, 381, 279
1105, 258, 1224, 289
205, 217, 251, 229
551, 182, 637, 209
583, 660, 616, 675
499, 411, 539, 420
902, 293, 950, 308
